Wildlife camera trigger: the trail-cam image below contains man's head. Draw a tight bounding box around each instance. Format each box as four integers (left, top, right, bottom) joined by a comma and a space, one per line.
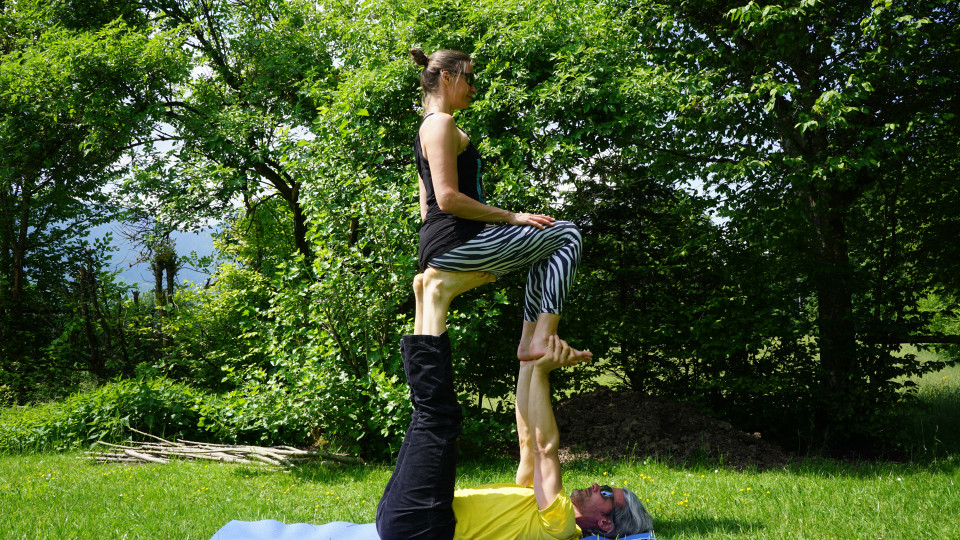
571, 483, 653, 537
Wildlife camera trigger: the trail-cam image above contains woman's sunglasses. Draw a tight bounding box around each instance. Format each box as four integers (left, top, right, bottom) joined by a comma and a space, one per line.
446, 70, 476, 87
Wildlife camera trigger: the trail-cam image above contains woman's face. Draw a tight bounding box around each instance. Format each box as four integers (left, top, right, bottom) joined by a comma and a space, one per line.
449, 62, 477, 110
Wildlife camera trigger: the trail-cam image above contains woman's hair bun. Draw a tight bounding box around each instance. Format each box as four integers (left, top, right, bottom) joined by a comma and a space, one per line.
409, 48, 430, 67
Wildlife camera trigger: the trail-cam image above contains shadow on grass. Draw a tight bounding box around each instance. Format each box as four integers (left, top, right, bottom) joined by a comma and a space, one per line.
781, 456, 958, 478
229, 455, 519, 487
654, 516, 763, 537
232, 461, 386, 484
563, 451, 960, 481
897, 383, 960, 462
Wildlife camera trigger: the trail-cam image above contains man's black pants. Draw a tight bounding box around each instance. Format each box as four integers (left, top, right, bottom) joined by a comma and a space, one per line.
376, 333, 461, 540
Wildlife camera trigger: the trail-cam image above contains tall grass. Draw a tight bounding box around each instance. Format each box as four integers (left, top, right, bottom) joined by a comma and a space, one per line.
897, 361, 960, 460
2, 453, 958, 539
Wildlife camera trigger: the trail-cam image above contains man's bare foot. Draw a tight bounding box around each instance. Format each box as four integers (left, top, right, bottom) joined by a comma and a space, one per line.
419, 268, 496, 335
413, 273, 425, 334
414, 273, 424, 297
422, 268, 496, 301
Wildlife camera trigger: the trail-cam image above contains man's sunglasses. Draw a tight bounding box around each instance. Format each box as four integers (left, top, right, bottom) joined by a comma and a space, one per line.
600, 486, 614, 500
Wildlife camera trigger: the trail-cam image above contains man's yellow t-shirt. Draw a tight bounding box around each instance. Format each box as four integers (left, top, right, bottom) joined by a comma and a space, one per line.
452, 483, 582, 540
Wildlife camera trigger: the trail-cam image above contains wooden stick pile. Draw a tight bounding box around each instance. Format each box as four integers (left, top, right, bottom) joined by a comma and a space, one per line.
81, 428, 362, 469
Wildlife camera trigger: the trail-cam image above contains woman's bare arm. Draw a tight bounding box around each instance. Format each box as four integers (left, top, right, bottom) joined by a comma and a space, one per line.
420, 113, 554, 229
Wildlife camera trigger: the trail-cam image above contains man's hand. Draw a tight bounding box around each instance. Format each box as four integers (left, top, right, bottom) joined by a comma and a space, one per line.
534, 335, 585, 373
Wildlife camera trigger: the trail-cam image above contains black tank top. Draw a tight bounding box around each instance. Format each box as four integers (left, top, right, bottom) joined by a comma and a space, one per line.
415, 114, 487, 271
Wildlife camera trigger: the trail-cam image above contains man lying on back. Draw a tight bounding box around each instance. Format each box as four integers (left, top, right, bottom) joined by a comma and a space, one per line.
377, 330, 653, 539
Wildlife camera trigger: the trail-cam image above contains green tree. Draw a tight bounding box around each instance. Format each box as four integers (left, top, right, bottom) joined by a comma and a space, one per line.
626, 0, 960, 447
122, 0, 335, 261
0, 0, 189, 401
99, 0, 958, 454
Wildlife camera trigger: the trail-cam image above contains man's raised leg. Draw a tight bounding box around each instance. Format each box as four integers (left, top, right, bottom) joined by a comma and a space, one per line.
377, 333, 460, 540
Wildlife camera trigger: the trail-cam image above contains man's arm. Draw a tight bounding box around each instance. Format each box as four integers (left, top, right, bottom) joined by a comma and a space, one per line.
525, 336, 577, 511
515, 361, 535, 486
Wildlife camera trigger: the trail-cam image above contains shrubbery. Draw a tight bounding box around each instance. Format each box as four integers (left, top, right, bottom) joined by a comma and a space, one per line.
1, 376, 404, 455
0, 378, 205, 453
0, 374, 509, 459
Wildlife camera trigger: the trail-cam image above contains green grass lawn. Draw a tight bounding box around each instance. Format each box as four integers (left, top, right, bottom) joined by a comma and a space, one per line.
3, 452, 959, 539
4, 351, 957, 539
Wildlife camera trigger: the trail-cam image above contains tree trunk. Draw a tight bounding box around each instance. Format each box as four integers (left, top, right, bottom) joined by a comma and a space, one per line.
165, 253, 176, 299
153, 257, 166, 308
10, 179, 31, 315
132, 290, 142, 363
252, 162, 312, 261
79, 265, 105, 380
86, 250, 114, 362
152, 255, 166, 359
116, 292, 132, 377
291, 183, 311, 262
807, 193, 857, 413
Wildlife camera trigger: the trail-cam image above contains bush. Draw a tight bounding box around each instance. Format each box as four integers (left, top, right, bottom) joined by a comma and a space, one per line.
0, 378, 207, 454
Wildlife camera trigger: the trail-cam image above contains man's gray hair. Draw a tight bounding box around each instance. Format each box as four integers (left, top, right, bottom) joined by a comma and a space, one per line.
609, 488, 653, 537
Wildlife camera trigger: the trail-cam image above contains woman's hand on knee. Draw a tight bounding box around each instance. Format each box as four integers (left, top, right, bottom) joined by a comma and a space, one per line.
508, 212, 555, 229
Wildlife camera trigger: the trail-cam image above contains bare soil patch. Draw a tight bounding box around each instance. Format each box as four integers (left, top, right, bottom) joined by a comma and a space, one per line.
553, 387, 792, 470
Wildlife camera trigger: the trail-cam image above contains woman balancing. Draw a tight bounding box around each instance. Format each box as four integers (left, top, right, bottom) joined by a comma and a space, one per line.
410, 48, 591, 362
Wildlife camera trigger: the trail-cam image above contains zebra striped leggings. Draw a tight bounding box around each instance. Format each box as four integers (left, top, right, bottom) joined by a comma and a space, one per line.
426, 221, 582, 322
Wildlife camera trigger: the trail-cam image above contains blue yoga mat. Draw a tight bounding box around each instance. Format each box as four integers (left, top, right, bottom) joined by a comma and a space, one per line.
588, 534, 657, 540
208, 519, 658, 540
209, 520, 379, 540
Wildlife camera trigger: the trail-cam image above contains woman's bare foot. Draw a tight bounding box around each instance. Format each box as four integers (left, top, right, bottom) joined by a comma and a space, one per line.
517, 320, 537, 361
524, 335, 591, 362
517, 313, 592, 361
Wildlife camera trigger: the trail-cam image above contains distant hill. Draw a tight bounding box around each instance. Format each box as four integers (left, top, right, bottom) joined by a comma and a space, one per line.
88, 222, 217, 289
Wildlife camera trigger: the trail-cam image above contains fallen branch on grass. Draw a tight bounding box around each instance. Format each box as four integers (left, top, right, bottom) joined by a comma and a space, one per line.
80, 428, 363, 469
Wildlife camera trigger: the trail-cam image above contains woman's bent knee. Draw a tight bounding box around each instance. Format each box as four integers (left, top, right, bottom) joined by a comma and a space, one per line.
553, 220, 582, 247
